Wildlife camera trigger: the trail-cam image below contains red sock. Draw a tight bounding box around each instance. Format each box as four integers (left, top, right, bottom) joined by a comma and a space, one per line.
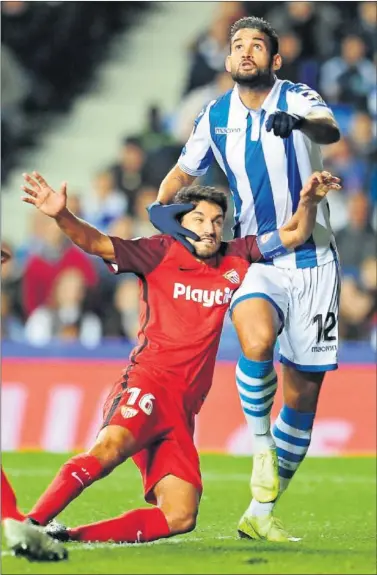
1, 468, 25, 521
28, 454, 104, 526
69, 507, 170, 543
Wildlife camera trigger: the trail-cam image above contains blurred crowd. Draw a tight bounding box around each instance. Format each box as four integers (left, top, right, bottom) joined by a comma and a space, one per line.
1, 1, 376, 347
1, 0, 150, 181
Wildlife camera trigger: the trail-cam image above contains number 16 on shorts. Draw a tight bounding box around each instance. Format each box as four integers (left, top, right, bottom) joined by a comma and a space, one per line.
121, 387, 155, 419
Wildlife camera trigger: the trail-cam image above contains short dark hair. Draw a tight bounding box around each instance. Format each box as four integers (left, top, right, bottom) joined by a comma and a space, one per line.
173, 185, 228, 218
230, 16, 279, 56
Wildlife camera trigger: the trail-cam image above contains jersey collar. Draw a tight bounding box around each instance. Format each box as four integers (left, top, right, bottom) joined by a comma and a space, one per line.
232, 78, 282, 117
173, 241, 223, 270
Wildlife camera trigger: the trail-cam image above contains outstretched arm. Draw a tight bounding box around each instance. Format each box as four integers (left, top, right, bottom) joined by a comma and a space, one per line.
279, 171, 340, 248
157, 164, 196, 205
21, 172, 115, 260
299, 110, 340, 145
266, 84, 340, 144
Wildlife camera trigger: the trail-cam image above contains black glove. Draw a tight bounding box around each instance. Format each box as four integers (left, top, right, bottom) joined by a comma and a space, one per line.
147, 202, 200, 253
265, 111, 303, 138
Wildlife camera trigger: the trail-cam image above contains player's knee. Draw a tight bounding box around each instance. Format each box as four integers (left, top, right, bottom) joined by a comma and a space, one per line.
286, 390, 319, 413
89, 427, 134, 471
88, 440, 123, 471
241, 330, 276, 361
164, 508, 198, 535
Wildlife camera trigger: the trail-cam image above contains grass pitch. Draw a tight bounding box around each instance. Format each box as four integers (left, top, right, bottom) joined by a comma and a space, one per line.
1, 452, 376, 574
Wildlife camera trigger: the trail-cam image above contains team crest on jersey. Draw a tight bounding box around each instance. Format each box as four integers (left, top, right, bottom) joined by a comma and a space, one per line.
121, 406, 138, 419
223, 269, 240, 284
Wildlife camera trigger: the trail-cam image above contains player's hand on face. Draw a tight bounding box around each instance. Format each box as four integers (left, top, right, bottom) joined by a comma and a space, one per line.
300, 171, 341, 205
265, 111, 303, 139
21, 172, 67, 218
147, 202, 200, 253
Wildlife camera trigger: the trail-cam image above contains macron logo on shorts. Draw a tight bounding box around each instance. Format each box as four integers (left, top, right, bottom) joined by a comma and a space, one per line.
173, 283, 234, 307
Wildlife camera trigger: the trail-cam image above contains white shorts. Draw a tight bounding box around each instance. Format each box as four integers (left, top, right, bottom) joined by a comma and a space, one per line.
230, 261, 340, 372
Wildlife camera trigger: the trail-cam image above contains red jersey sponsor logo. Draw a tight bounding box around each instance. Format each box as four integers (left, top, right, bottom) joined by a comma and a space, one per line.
173, 282, 235, 307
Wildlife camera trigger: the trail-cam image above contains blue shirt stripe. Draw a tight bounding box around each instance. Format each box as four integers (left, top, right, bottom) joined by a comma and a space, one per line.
295, 235, 318, 268
244, 111, 277, 234
197, 147, 214, 171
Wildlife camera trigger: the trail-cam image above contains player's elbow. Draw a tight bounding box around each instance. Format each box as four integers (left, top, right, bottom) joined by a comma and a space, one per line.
91, 235, 115, 261
319, 115, 340, 144
286, 231, 305, 250
324, 122, 340, 144
279, 229, 300, 251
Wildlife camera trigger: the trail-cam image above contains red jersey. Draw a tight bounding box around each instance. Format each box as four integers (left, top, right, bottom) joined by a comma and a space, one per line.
107, 234, 261, 414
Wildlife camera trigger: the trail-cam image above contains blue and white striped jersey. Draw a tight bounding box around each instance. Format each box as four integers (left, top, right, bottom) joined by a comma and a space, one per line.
178, 79, 338, 269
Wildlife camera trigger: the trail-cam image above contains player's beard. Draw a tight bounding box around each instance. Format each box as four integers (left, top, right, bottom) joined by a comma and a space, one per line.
231, 65, 275, 90
194, 241, 220, 260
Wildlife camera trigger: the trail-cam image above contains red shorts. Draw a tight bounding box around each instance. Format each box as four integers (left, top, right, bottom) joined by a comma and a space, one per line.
101, 366, 202, 504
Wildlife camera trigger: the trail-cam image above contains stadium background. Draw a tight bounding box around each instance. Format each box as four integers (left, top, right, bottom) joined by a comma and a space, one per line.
1, 1, 376, 457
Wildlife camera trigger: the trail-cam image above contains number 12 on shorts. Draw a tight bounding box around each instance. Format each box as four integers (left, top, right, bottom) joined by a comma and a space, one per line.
312, 312, 336, 344
125, 387, 155, 415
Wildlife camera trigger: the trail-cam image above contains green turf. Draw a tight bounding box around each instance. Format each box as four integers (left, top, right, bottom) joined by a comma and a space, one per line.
1, 453, 376, 574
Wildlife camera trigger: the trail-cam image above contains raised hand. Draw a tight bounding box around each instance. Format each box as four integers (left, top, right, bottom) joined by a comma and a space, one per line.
300, 171, 341, 205
21, 172, 68, 218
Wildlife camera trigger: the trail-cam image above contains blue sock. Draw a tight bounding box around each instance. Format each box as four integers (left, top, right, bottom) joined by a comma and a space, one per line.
236, 355, 278, 450
273, 404, 315, 493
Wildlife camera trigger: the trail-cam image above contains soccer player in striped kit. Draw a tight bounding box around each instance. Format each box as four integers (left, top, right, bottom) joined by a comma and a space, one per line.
149, 16, 341, 542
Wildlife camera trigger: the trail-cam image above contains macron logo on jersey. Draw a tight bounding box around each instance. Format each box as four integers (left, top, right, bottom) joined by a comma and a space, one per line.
215, 127, 242, 134
173, 283, 234, 307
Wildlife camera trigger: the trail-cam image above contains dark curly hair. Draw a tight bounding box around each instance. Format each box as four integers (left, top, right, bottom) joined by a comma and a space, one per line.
230, 16, 279, 56
173, 185, 228, 217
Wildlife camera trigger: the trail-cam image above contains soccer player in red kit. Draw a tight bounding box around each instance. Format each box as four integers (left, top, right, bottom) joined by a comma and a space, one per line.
5, 170, 339, 557
1, 253, 24, 522
1, 469, 25, 522
1, 249, 68, 562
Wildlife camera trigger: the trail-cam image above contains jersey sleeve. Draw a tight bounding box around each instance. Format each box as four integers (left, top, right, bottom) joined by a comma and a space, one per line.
105, 235, 173, 276
244, 236, 263, 262
177, 102, 214, 177
286, 83, 333, 118
227, 236, 263, 263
